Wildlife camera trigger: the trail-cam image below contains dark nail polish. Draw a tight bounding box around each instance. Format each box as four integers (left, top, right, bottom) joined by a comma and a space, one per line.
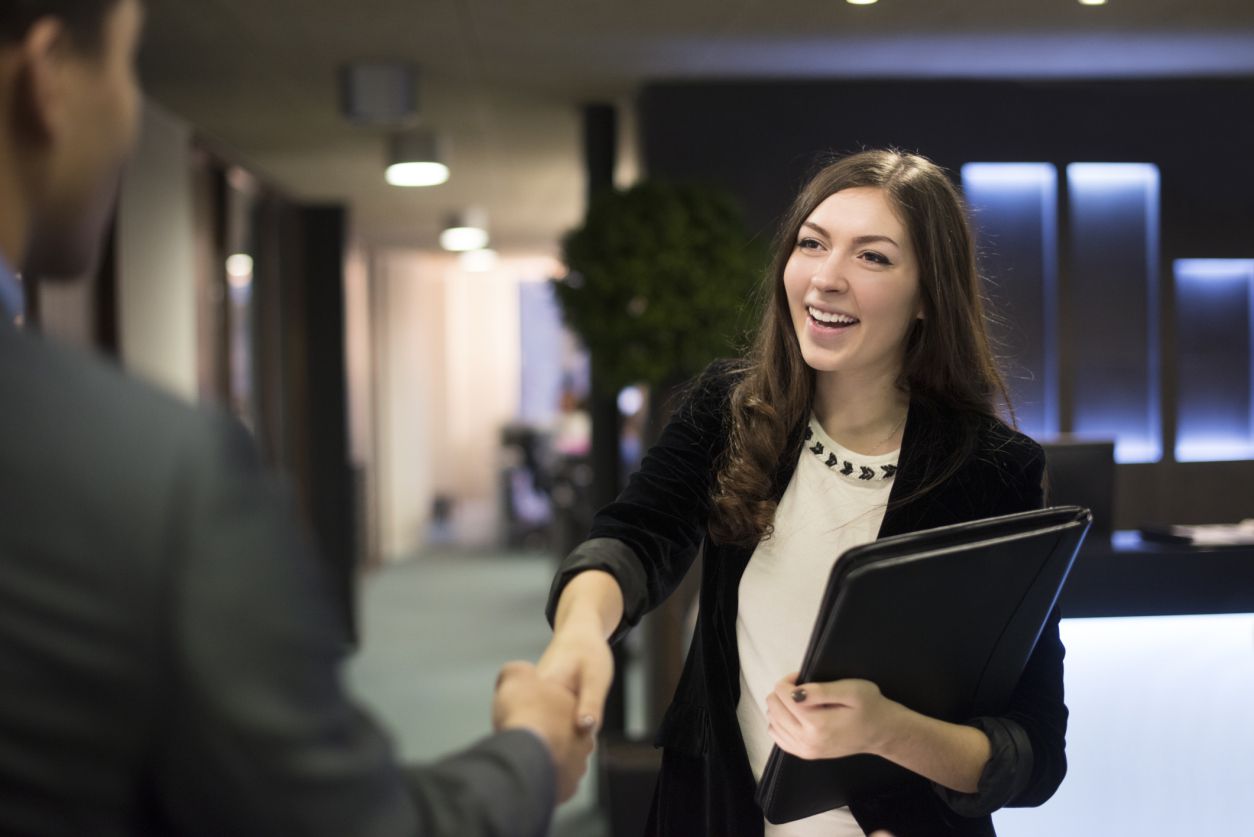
791, 688, 806, 703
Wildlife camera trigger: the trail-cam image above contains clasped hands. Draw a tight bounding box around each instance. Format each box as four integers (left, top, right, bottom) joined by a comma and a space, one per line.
490, 626, 613, 804
765, 673, 904, 761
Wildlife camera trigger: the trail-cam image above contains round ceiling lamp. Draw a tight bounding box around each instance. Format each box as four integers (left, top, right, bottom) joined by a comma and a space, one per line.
440, 208, 490, 252
386, 132, 449, 187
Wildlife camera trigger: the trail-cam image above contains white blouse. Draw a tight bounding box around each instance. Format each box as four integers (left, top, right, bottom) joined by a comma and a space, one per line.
736, 416, 899, 837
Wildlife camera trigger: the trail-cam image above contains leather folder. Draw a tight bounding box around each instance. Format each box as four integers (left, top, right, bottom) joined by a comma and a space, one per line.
756, 505, 1092, 824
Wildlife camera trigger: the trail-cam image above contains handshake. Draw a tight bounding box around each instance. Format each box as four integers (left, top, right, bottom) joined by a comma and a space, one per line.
491, 660, 600, 803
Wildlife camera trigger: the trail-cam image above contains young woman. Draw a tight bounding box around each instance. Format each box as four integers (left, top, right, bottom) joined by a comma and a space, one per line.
539, 149, 1066, 837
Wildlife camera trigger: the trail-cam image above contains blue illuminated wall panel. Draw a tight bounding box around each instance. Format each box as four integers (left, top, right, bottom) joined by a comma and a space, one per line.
1067, 164, 1161, 463
1174, 259, 1254, 462
961, 164, 1059, 438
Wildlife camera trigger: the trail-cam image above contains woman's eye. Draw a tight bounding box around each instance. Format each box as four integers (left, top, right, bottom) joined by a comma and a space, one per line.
860, 251, 891, 266
797, 237, 823, 251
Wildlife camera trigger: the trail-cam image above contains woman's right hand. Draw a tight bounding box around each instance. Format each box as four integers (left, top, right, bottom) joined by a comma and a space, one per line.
537, 626, 614, 733
538, 569, 625, 733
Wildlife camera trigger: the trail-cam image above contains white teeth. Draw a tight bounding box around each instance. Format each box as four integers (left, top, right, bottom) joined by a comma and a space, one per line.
808, 306, 858, 325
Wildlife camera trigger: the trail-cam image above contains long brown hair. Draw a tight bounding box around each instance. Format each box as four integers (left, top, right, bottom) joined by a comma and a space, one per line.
708, 149, 1012, 547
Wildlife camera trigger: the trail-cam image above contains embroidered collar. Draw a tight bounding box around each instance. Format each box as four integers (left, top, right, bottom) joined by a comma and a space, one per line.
804, 417, 899, 484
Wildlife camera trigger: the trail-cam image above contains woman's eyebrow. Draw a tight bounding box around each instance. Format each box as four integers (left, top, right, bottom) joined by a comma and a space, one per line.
852, 234, 900, 248
801, 223, 900, 249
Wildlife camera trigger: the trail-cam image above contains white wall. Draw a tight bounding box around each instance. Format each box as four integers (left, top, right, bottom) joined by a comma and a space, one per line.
344, 240, 377, 564
370, 249, 558, 559
115, 102, 197, 400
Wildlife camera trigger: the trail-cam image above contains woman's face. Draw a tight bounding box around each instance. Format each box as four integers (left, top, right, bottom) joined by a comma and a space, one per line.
783, 186, 923, 385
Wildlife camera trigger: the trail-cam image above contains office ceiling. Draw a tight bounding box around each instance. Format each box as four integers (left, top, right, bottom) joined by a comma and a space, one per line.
138, 0, 1254, 253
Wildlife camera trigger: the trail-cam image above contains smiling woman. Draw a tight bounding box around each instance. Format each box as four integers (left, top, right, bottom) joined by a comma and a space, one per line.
784, 188, 924, 454
540, 149, 1061, 837
713, 150, 1011, 547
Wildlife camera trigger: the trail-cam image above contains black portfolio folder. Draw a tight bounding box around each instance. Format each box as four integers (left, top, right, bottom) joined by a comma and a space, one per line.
756, 506, 1091, 825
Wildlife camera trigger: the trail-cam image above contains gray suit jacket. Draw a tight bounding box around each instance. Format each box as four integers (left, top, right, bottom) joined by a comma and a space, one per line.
0, 317, 555, 836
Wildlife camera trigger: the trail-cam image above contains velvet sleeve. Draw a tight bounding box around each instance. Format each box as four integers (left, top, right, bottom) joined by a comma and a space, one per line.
544, 361, 735, 642
933, 439, 1069, 815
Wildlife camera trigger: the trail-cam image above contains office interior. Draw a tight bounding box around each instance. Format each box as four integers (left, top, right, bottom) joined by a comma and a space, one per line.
21, 1, 1254, 835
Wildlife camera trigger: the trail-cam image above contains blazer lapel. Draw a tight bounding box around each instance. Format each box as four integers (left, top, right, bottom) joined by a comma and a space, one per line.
877, 397, 962, 539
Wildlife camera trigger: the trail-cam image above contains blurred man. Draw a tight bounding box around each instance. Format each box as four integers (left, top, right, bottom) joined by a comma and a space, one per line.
0, 2, 591, 834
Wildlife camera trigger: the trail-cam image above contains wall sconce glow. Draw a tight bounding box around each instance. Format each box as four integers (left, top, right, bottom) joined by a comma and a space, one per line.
846, 0, 878, 4
385, 161, 450, 187
459, 248, 498, 273
440, 208, 489, 252
1173, 259, 1254, 462
961, 163, 1056, 186
1078, 0, 1108, 5
386, 131, 449, 187
225, 253, 254, 289
1067, 162, 1158, 186
1174, 258, 1254, 281
1066, 163, 1161, 463
960, 163, 1059, 439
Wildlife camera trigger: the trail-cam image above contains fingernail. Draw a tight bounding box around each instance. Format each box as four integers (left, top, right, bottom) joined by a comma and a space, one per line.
578, 714, 596, 731
791, 688, 806, 703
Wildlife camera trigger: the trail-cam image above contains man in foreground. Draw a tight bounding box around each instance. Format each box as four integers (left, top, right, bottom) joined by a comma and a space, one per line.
0, 1, 591, 834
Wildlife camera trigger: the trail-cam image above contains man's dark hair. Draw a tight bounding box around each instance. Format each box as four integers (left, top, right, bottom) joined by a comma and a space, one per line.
0, 0, 121, 49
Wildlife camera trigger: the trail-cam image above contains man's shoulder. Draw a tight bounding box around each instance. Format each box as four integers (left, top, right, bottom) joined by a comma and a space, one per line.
2, 330, 247, 520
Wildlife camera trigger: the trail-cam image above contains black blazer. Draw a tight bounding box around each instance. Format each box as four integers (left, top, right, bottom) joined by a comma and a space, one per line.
548, 362, 1066, 837
0, 318, 555, 837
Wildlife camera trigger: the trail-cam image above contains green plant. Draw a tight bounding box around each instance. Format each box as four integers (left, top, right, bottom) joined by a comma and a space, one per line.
555, 180, 765, 392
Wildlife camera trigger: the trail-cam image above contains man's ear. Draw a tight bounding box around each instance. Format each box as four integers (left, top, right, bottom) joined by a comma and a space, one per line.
11, 18, 72, 146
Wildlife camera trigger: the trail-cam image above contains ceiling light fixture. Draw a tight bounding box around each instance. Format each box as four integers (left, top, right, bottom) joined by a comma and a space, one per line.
440, 209, 490, 252
846, 0, 879, 5
386, 132, 449, 187
1078, 0, 1107, 5
225, 253, 254, 288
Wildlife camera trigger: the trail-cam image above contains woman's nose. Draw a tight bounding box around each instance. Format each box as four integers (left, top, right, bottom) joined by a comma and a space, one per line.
811, 255, 849, 292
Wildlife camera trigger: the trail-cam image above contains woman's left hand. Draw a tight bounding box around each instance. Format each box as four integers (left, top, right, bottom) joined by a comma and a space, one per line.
765, 673, 903, 760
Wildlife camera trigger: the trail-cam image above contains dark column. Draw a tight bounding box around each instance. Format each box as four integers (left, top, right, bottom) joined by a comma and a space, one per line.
582, 103, 627, 735
296, 205, 357, 642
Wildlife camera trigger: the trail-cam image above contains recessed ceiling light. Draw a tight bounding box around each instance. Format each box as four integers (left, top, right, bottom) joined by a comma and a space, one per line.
846, 0, 878, 5
1078, 0, 1107, 5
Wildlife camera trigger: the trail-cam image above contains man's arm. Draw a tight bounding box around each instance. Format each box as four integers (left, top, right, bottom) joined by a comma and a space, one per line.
152, 411, 556, 837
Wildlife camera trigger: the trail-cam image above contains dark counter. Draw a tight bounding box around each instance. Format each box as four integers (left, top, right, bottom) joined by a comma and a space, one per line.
1059, 531, 1254, 618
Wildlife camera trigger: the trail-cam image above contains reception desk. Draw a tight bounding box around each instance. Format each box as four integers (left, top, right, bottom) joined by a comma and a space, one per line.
995, 533, 1254, 836
1060, 531, 1254, 617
